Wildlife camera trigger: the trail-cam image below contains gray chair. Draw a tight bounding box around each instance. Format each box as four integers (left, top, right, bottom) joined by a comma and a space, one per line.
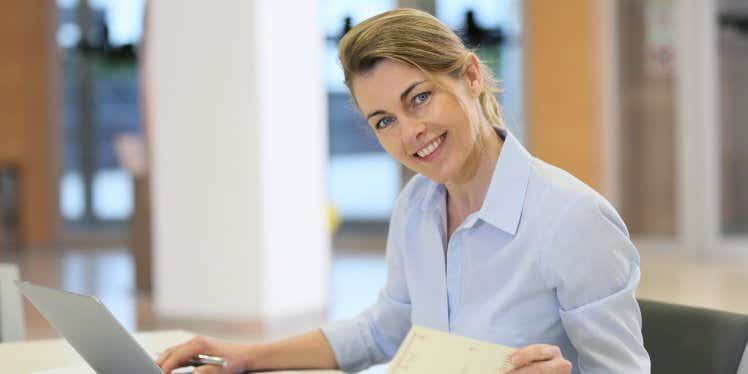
0, 263, 25, 342
639, 298, 748, 374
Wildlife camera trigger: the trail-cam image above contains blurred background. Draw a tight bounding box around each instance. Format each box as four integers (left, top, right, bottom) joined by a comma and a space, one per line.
0, 0, 746, 372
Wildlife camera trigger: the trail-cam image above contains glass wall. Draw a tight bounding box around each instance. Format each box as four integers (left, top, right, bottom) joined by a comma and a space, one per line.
616, 0, 677, 236
718, 0, 748, 235
323, 1, 400, 223
57, 0, 145, 225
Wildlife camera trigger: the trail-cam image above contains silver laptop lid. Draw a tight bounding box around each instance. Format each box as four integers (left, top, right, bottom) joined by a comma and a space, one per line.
16, 281, 162, 374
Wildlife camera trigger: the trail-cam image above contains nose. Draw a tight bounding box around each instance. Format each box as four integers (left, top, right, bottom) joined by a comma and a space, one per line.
400, 116, 427, 146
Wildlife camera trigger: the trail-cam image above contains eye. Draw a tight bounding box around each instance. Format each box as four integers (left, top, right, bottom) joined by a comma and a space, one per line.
413, 91, 431, 106
375, 116, 395, 130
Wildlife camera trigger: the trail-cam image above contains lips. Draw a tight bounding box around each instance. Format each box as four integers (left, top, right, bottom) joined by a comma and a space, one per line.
413, 132, 447, 159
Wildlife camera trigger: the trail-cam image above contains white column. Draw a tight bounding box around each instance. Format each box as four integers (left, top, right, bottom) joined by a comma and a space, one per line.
147, 0, 330, 320
674, 0, 720, 253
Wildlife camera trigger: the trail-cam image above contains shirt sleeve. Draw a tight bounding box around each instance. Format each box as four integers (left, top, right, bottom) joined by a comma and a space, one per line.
321, 197, 412, 373
540, 194, 651, 373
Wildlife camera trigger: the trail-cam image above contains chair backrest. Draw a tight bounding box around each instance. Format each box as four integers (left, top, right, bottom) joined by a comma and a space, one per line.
0, 263, 25, 342
639, 298, 748, 374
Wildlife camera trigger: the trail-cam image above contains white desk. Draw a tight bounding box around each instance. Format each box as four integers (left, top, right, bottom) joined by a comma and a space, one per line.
2, 330, 194, 373
1, 330, 340, 374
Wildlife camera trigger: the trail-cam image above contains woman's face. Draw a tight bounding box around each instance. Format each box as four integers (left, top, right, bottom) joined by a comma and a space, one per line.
351, 59, 485, 184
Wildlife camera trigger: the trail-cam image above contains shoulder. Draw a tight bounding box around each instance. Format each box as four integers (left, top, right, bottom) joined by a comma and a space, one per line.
528, 158, 639, 287
525, 158, 628, 237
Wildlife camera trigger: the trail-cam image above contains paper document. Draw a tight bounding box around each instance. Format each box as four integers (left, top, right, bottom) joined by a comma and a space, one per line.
388, 326, 517, 374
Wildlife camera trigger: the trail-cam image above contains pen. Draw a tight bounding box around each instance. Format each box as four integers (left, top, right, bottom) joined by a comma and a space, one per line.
187, 354, 227, 368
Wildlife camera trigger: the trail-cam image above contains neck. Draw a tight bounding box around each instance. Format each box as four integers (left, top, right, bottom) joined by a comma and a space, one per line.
445, 125, 503, 215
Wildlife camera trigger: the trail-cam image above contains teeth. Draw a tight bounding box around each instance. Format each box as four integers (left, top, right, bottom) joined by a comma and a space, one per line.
416, 135, 444, 158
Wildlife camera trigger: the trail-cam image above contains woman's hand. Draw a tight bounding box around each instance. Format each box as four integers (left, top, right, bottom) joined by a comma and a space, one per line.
506, 344, 572, 374
155, 335, 262, 374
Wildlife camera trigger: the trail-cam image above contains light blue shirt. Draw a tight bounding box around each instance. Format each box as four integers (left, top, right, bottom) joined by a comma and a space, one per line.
323, 128, 651, 373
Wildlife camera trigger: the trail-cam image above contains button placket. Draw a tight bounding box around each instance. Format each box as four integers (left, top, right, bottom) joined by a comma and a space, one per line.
445, 213, 479, 331
446, 230, 464, 331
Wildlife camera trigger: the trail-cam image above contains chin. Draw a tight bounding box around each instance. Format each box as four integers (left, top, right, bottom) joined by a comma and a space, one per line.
406, 159, 454, 184
421, 168, 453, 184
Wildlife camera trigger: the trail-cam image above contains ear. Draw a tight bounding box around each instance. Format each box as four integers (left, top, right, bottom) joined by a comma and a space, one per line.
463, 53, 484, 97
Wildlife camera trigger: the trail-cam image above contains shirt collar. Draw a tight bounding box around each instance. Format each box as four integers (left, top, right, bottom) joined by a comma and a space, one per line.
419, 127, 532, 236
477, 127, 532, 235
419, 177, 445, 212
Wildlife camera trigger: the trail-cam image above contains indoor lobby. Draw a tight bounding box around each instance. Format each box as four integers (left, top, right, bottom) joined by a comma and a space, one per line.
1, 1, 747, 373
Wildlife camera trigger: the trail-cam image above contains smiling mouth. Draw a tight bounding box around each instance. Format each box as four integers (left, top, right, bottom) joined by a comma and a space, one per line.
414, 132, 447, 159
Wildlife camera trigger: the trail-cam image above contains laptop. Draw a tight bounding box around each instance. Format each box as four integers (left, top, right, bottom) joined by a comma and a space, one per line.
16, 281, 165, 373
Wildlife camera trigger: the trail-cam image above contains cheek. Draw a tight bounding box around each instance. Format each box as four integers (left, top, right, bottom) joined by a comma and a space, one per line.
430, 94, 470, 128
376, 133, 407, 158
426, 96, 451, 121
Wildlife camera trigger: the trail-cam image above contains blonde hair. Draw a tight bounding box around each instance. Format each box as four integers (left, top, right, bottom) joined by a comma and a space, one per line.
338, 8, 504, 128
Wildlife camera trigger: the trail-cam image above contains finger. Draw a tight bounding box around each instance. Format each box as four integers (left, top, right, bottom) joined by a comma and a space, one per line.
508, 344, 561, 368
160, 338, 206, 372
155, 347, 175, 366
507, 357, 573, 374
160, 336, 211, 373
193, 365, 224, 374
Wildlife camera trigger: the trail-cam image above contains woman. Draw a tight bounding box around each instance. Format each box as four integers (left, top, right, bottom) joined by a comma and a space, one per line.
157, 8, 650, 374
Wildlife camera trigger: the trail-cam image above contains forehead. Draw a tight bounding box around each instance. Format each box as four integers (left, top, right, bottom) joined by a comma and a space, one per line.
351, 59, 427, 113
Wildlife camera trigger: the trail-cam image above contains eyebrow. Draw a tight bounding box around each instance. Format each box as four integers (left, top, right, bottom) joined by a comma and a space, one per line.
365, 80, 427, 120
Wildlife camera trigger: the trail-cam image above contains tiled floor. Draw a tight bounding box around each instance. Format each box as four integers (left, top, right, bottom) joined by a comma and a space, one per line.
4, 247, 386, 342
636, 246, 748, 313
3, 241, 748, 373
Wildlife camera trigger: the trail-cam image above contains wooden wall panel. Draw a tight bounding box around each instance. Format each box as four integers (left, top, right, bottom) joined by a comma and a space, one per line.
0, 1, 59, 247
525, 0, 603, 190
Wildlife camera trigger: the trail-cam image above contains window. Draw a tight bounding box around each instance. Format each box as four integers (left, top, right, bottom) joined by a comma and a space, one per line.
57, 0, 145, 224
